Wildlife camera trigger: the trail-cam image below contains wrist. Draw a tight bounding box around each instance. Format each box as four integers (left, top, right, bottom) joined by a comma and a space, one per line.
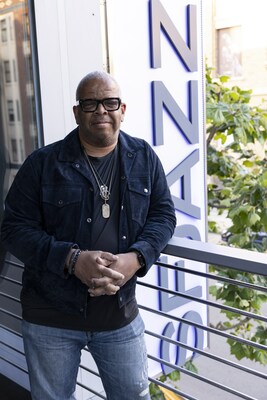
65, 249, 82, 275
131, 250, 146, 270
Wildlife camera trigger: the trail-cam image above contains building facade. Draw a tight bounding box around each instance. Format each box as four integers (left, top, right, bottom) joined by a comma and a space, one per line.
204, 0, 267, 106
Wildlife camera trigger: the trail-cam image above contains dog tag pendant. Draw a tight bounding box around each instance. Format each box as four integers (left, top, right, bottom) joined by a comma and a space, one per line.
102, 203, 110, 218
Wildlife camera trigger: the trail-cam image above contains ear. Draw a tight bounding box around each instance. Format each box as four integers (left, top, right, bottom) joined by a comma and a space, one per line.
120, 103, 126, 122
73, 105, 80, 125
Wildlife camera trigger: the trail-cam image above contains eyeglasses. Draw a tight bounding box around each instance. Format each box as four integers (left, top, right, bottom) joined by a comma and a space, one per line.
77, 97, 121, 113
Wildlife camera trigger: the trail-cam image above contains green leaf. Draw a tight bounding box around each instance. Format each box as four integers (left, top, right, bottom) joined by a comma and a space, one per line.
228, 341, 249, 360
234, 127, 247, 144
184, 360, 198, 373
220, 75, 230, 83
167, 370, 180, 382
214, 109, 226, 125
229, 91, 240, 101
243, 160, 254, 167
239, 299, 250, 308
209, 285, 218, 296
248, 212, 260, 226
259, 171, 267, 188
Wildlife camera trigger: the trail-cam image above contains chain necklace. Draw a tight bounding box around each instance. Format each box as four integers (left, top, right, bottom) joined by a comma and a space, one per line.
83, 146, 117, 218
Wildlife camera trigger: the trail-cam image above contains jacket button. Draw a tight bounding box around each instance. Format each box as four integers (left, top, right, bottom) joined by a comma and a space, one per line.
86, 218, 92, 223
58, 200, 63, 205
75, 163, 80, 168
144, 188, 148, 193
122, 236, 127, 240
127, 152, 133, 158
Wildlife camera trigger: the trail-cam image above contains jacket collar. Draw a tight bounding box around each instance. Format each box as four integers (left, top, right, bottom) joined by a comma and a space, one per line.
58, 127, 82, 162
58, 127, 143, 163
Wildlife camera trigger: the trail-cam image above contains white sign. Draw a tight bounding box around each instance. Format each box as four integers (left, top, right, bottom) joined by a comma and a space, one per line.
106, 0, 207, 377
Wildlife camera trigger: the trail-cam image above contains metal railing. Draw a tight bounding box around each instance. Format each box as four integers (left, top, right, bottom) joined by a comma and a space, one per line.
1, 237, 267, 400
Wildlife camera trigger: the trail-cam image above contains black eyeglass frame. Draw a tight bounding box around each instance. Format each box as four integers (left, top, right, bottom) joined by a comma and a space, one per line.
76, 97, 122, 113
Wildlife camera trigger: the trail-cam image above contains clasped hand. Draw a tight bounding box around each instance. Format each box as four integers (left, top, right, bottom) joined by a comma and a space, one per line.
73, 251, 140, 297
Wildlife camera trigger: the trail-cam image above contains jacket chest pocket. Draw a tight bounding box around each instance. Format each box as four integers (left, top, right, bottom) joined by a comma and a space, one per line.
127, 178, 151, 225
42, 185, 82, 238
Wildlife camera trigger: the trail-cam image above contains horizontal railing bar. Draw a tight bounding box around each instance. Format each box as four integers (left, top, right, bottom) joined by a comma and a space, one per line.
164, 237, 267, 276
149, 376, 197, 400
0, 355, 28, 374
76, 381, 106, 399
145, 330, 267, 380
137, 281, 267, 323
0, 292, 21, 303
0, 324, 22, 337
79, 364, 101, 378
148, 354, 259, 400
156, 261, 267, 293
2, 257, 267, 293
0, 340, 25, 357
0, 274, 22, 285
0, 307, 22, 320
139, 305, 267, 352
0, 259, 24, 269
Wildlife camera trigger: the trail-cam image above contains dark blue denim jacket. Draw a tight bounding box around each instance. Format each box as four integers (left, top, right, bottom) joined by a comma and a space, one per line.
1, 129, 176, 316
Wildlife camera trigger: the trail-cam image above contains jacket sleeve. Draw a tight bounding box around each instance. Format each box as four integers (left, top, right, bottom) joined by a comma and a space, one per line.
129, 144, 177, 276
0, 156, 74, 279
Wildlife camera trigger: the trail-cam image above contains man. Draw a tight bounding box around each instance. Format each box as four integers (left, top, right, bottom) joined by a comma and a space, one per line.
1, 71, 176, 400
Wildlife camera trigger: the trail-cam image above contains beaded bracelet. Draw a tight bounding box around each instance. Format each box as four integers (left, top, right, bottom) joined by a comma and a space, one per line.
68, 249, 82, 275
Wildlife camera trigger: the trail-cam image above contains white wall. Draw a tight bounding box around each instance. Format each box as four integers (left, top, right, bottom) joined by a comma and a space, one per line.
34, 0, 105, 144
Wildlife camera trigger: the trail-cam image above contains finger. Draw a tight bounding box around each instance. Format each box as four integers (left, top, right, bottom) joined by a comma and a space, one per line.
89, 276, 112, 289
90, 276, 123, 289
97, 265, 124, 280
98, 252, 119, 262
88, 283, 120, 297
96, 258, 114, 267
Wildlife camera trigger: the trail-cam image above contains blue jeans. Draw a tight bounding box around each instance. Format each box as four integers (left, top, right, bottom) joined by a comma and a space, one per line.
22, 313, 150, 400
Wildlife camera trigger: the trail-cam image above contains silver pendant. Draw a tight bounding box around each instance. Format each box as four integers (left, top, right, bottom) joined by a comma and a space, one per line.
100, 185, 109, 201
102, 203, 110, 218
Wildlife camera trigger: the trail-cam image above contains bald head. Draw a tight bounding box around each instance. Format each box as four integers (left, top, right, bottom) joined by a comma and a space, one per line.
76, 71, 121, 101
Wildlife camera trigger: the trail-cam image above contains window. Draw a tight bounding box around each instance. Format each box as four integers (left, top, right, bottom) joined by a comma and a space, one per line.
217, 26, 242, 77
1, 18, 7, 42
4, 60, 11, 82
7, 100, 15, 122
16, 100, 21, 121
11, 138, 18, 162
19, 138, 24, 160
0, 0, 41, 339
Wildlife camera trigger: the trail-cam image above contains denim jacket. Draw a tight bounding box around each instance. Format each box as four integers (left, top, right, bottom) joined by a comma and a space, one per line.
1, 128, 176, 315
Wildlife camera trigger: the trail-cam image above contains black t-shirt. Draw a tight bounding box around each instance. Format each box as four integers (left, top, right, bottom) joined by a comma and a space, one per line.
22, 146, 138, 331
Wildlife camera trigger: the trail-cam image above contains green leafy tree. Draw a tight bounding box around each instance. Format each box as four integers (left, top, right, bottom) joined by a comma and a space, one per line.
206, 65, 267, 363
151, 67, 267, 398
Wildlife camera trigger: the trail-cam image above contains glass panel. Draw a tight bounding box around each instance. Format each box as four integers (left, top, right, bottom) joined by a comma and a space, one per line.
0, 0, 40, 336
0, 0, 38, 224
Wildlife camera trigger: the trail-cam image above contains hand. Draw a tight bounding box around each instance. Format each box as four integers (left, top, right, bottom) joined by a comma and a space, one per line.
88, 277, 121, 297
88, 252, 141, 297
73, 250, 124, 287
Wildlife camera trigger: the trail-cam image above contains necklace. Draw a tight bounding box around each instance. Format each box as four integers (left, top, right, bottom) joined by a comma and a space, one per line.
83, 147, 117, 218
